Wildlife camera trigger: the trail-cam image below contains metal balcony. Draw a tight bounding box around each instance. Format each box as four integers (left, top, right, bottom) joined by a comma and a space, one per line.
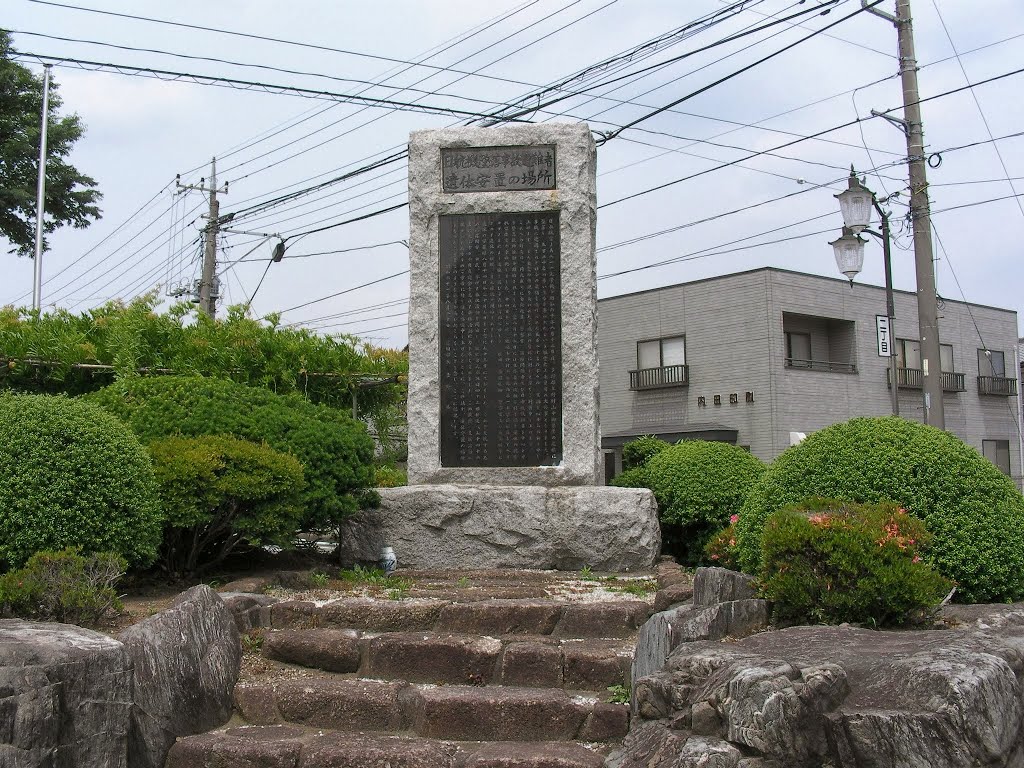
887, 367, 966, 392
629, 364, 689, 391
784, 358, 857, 373
977, 376, 1018, 397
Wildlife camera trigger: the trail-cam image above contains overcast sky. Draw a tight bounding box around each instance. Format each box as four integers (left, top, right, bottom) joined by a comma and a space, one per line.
3, 0, 1022, 350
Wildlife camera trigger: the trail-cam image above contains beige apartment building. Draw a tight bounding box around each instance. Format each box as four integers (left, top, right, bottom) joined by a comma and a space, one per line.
597, 267, 1022, 489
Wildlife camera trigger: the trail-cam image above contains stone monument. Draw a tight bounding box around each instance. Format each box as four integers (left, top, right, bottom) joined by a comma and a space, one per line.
339, 123, 660, 571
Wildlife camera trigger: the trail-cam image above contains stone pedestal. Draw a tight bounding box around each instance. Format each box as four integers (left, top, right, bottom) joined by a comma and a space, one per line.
338, 485, 660, 571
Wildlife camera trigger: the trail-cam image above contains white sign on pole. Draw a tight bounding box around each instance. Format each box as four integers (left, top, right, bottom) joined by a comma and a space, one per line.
875, 315, 892, 357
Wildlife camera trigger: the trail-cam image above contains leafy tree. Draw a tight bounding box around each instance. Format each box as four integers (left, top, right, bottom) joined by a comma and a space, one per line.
0, 30, 101, 256
148, 435, 306, 576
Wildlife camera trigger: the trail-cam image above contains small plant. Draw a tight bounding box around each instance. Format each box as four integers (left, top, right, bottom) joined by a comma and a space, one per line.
613, 579, 658, 597
579, 565, 594, 580
456, 576, 471, 588
241, 629, 265, 651
0, 549, 126, 626
759, 500, 953, 627
607, 684, 630, 704
310, 571, 330, 588
339, 564, 390, 585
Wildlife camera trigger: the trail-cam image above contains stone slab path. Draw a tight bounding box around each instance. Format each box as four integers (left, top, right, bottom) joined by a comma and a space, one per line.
167, 564, 692, 768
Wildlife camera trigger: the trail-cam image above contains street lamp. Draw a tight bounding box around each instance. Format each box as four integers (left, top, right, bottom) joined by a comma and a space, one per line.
830, 168, 900, 416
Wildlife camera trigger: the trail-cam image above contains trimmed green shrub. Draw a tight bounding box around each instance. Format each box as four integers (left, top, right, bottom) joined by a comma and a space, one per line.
0, 549, 126, 625
622, 436, 671, 471
735, 416, 1024, 603
609, 465, 651, 490
643, 441, 765, 564
759, 500, 952, 626
0, 393, 161, 569
87, 376, 378, 538
374, 465, 408, 488
149, 435, 306, 576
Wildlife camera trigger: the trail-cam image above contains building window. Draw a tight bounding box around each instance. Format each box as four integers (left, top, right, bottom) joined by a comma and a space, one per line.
940, 344, 954, 373
785, 331, 812, 369
896, 339, 953, 372
631, 335, 688, 390
983, 439, 1011, 476
638, 336, 686, 369
979, 349, 1006, 378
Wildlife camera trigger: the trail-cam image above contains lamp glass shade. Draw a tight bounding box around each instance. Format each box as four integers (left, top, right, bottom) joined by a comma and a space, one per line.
835, 186, 873, 233
830, 232, 866, 281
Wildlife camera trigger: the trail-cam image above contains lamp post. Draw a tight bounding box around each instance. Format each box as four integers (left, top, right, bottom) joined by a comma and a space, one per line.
830, 169, 900, 417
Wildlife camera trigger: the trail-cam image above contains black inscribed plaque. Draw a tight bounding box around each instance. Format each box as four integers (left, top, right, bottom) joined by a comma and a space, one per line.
439, 211, 562, 467
442, 145, 556, 192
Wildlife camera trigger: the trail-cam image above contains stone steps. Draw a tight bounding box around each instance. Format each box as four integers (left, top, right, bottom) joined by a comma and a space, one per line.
267, 597, 650, 638
233, 679, 628, 743
261, 629, 632, 690
167, 724, 609, 768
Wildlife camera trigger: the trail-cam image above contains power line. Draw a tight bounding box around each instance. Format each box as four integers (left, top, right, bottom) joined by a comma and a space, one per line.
277, 270, 410, 315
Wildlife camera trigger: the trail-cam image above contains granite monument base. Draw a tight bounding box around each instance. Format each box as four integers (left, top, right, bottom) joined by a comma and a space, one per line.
337, 485, 660, 572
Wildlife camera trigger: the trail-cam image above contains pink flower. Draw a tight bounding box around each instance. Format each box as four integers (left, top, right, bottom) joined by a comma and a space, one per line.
729, 514, 739, 525
912, 556, 921, 563
710, 554, 720, 560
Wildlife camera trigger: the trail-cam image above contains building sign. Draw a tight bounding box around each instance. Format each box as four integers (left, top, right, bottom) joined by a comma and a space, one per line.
441, 145, 556, 192
876, 315, 893, 357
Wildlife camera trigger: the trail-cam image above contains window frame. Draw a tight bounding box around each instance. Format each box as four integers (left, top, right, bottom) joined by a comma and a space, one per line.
785, 330, 812, 368
636, 335, 686, 370
978, 348, 1006, 378
982, 439, 1011, 476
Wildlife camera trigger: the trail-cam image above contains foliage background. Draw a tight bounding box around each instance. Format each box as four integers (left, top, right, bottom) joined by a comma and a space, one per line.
735, 416, 1024, 603
0, 393, 162, 568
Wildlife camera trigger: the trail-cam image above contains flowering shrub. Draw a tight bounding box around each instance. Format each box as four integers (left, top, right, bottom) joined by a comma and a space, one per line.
704, 515, 741, 569
758, 499, 952, 627
735, 416, 1024, 603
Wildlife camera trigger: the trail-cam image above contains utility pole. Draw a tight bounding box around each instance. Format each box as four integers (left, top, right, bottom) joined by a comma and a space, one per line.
177, 157, 228, 318
31, 65, 52, 312
864, 0, 944, 429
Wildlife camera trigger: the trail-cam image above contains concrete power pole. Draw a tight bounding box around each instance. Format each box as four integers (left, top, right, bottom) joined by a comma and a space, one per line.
866, 0, 944, 429
31, 65, 53, 312
179, 158, 228, 318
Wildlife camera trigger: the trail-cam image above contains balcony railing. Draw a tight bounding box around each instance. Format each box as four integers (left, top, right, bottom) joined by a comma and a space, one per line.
887, 367, 966, 392
629, 364, 689, 390
977, 376, 1018, 397
784, 358, 856, 373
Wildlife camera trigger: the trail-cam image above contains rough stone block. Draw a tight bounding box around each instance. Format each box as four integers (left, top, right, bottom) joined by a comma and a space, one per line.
318, 599, 447, 632
578, 702, 630, 742
301, 732, 457, 768
693, 568, 757, 605
460, 742, 605, 768
165, 726, 304, 768
337, 485, 660, 572
263, 629, 361, 673
654, 583, 695, 613
499, 640, 563, 688
120, 585, 241, 768
562, 643, 628, 690
270, 679, 410, 732
234, 685, 281, 725
438, 600, 564, 636
221, 593, 278, 633
410, 686, 587, 741
555, 602, 649, 638
364, 632, 502, 685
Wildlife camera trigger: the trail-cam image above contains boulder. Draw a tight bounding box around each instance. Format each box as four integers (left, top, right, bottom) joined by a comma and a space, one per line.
119, 585, 241, 768
623, 619, 1024, 768
0, 620, 133, 767
692, 568, 756, 606
336, 484, 660, 571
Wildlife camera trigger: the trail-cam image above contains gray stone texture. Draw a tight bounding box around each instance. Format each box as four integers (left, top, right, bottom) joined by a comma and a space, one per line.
337, 484, 660, 571
406, 123, 600, 487
0, 585, 240, 768
692, 567, 757, 605
119, 584, 242, 768
0, 620, 133, 768
619, 617, 1024, 768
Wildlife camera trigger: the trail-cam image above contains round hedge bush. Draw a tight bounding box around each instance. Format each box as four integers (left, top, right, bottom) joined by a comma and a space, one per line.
734, 416, 1024, 603
622, 436, 671, 471
641, 440, 765, 564
87, 376, 377, 535
0, 393, 162, 569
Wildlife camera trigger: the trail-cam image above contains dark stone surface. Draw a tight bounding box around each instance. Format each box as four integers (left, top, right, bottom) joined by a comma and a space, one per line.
499, 640, 563, 688
0, 620, 132, 768
438, 600, 564, 636
554, 602, 649, 639
270, 598, 447, 632
364, 632, 502, 685
165, 725, 304, 768
301, 731, 458, 768
561, 642, 628, 690
692, 568, 756, 606
654, 583, 695, 613
221, 592, 279, 633
120, 585, 241, 768
439, 211, 562, 468
260, 679, 411, 733
578, 702, 630, 742
263, 628, 361, 673
460, 741, 605, 767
